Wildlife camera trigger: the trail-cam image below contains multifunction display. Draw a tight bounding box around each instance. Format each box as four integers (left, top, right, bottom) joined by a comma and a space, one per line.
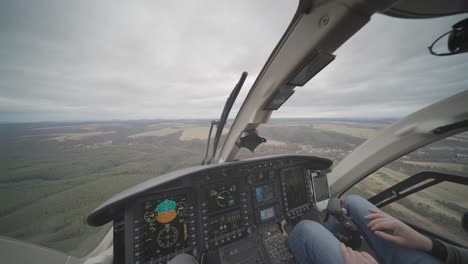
207, 184, 240, 214
208, 211, 242, 237
143, 196, 189, 260
255, 184, 274, 203
259, 207, 276, 222
281, 167, 308, 210
311, 172, 331, 203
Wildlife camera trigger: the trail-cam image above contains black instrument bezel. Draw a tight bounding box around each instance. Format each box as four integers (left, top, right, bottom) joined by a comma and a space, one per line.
127, 188, 197, 264
280, 165, 314, 221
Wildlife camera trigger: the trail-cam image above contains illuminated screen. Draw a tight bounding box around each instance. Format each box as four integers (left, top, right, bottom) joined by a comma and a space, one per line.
281, 167, 307, 210
143, 196, 188, 260
260, 207, 275, 221
313, 174, 330, 202
206, 184, 240, 215
255, 184, 274, 203
208, 211, 241, 237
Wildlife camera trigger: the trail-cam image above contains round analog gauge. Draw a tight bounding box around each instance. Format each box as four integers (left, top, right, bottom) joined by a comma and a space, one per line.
157, 224, 179, 249
216, 190, 231, 208
144, 210, 156, 223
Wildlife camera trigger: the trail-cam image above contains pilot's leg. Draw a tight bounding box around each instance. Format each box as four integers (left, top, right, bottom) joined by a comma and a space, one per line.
345, 194, 443, 264
288, 220, 345, 264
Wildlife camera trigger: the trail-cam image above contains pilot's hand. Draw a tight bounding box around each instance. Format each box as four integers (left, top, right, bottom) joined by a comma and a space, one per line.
340, 243, 377, 264
366, 208, 432, 251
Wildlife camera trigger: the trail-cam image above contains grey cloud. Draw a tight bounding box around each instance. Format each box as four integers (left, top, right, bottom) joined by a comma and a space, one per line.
0, 1, 467, 122
0, 0, 295, 121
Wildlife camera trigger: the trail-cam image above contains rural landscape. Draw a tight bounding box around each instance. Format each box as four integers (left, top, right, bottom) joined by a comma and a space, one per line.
0, 119, 467, 256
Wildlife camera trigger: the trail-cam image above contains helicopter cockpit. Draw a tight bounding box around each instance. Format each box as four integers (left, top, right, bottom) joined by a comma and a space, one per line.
1, 0, 468, 264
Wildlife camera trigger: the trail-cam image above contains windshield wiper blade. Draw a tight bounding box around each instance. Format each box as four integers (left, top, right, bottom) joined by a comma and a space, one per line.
204, 71, 248, 165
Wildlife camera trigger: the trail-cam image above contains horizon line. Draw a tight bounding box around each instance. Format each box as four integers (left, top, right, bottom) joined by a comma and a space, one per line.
0, 116, 400, 125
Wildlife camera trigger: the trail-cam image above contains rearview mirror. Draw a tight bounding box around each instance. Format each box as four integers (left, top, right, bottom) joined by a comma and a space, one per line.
429, 17, 468, 56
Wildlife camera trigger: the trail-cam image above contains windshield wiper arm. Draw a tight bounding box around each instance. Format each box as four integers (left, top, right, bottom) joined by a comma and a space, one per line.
204, 71, 248, 165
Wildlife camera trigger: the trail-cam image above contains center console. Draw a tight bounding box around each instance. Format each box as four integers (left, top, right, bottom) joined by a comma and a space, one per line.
196, 160, 317, 264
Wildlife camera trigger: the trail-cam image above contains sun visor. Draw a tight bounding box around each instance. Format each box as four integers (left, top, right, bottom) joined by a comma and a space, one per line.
287, 50, 335, 87
263, 86, 295, 111
263, 50, 335, 111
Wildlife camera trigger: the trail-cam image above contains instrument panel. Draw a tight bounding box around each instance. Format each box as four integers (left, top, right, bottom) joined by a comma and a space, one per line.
105, 155, 332, 264
143, 196, 189, 259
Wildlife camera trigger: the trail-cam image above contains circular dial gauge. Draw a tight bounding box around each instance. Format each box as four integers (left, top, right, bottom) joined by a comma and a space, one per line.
216, 190, 231, 208
157, 224, 179, 249
144, 211, 156, 223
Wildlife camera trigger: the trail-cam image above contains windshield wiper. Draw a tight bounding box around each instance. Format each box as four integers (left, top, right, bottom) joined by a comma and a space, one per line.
201, 120, 218, 165
202, 71, 248, 165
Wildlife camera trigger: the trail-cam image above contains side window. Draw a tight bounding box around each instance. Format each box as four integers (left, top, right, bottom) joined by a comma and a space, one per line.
344, 131, 468, 247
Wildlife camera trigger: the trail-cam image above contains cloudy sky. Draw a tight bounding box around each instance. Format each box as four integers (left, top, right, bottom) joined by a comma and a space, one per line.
0, 0, 467, 122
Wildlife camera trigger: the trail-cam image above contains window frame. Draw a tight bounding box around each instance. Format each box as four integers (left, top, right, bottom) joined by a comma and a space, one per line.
338, 131, 468, 247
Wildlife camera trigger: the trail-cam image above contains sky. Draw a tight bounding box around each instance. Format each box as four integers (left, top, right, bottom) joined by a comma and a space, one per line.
0, 0, 467, 122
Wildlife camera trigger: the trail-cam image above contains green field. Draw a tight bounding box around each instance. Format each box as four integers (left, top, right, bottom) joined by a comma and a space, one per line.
402, 161, 468, 174
129, 128, 182, 138
0, 144, 204, 256
0, 122, 207, 256
180, 126, 228, 141
313, 123, 379, 139
49, 131, 116, 141
127, 125, 229, 141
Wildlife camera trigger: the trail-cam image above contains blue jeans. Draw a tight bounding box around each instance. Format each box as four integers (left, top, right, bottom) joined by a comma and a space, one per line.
287, 195, 443, 264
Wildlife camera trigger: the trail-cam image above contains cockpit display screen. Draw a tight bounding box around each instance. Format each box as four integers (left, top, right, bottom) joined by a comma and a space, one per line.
207, 184, 240, 215
312, 173, 331, 203
208, 211, 241, 237
281, 166, 307, 210
142, 196, 189, 260
255, 184, 274, 203
259, 207, 276, 221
